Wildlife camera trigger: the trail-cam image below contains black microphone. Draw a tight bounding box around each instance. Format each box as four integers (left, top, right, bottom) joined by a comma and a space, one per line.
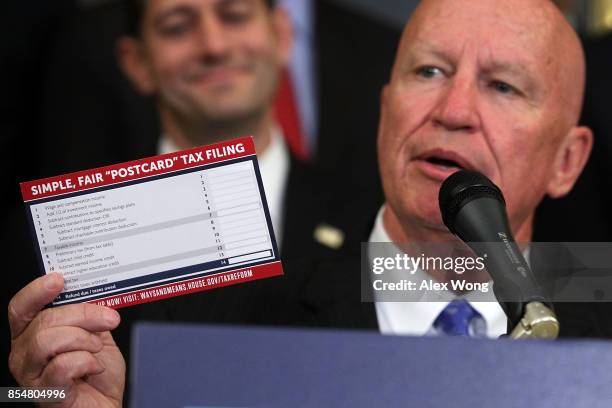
438, 170, 551, 329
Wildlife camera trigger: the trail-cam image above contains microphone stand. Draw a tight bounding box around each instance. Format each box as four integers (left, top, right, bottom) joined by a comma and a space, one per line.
509, 302, 559, 339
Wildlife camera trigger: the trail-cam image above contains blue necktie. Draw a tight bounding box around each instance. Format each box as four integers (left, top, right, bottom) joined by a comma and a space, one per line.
430, 299, 487, 338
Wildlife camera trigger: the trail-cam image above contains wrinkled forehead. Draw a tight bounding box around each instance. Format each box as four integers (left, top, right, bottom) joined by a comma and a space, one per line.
398, 0, 558, 73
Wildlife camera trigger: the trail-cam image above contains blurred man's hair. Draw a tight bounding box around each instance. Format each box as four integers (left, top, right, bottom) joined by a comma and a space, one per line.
125, 0, 277, 37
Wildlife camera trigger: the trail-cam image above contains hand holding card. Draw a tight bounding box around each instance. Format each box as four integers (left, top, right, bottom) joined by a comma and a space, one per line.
8, 273, 125, 407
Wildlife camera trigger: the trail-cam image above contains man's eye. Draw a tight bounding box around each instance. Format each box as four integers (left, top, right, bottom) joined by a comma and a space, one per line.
159, 16, 194, 37
161, 24, 190, 36
491, 81, 516, 95
417, 66, 442, 79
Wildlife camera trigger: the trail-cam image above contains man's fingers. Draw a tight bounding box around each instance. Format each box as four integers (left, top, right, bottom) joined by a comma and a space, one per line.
24, 327, 105, 380
36, 302, 120, 333
40, 351, 106, 388
8, 273, 64, 339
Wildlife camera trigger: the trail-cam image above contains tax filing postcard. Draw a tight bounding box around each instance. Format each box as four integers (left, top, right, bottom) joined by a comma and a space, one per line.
20, 136, 283, 309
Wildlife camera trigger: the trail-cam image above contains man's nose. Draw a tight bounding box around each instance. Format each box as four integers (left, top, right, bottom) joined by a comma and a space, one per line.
432, 76, 480, 132
196, 15, 230, 58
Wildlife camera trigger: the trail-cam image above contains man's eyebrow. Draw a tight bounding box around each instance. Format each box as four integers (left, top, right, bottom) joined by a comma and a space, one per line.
485, 60, 533, 78
406, 41, 455, 65
154, 6, 196, 25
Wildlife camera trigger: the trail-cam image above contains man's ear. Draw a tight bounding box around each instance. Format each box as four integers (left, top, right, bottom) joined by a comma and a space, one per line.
271, 7, 293, 67
546, 126, 593, 198
116, 36, 156, 95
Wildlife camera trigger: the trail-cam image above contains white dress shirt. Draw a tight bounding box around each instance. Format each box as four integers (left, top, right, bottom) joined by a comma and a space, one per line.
369, 206, 508, 338
158, 129, 290, 247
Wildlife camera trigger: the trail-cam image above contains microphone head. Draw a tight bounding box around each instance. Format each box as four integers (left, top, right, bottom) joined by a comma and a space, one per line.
438, 170, 505, 234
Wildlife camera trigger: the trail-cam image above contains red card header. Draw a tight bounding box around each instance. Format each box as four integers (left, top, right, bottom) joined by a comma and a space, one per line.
21, 136, 256, 201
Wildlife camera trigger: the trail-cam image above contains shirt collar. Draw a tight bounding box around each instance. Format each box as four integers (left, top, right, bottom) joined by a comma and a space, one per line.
158, 136, 178, 156
256, 127, 290, 244
368, 205, 392, 243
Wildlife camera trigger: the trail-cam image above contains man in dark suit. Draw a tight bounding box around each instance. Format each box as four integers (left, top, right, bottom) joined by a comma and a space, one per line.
9, 0, 390, 264
31, 0, 398, 205
5, 0, 374, 287
112, 0, 375, 258
7, 0, 611, 406
2, 0, 375, 391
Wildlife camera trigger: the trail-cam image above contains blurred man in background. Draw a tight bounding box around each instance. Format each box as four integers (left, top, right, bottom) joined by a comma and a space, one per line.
3, 0, 377, 390
117, 0, 293, 241
113, 0, 372, 276
2, 0, 399, 387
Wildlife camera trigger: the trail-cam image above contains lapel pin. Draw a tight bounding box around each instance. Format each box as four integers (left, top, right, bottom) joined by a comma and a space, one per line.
313, 224, 345, 250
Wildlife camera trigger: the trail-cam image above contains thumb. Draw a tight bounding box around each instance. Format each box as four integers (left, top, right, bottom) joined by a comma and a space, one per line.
8, 273, 64, 338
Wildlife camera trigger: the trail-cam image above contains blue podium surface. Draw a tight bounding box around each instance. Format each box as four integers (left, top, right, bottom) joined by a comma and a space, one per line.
131, 323, 612, 407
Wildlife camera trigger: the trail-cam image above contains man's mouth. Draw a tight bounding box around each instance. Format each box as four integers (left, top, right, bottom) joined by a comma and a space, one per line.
187, 65, 247, 85
414, 149, 476, 180
424, 157, 464, 169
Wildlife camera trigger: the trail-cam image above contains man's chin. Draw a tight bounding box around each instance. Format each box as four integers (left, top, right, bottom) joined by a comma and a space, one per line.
191, 100, 264, 123
393, 201, 450, 239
